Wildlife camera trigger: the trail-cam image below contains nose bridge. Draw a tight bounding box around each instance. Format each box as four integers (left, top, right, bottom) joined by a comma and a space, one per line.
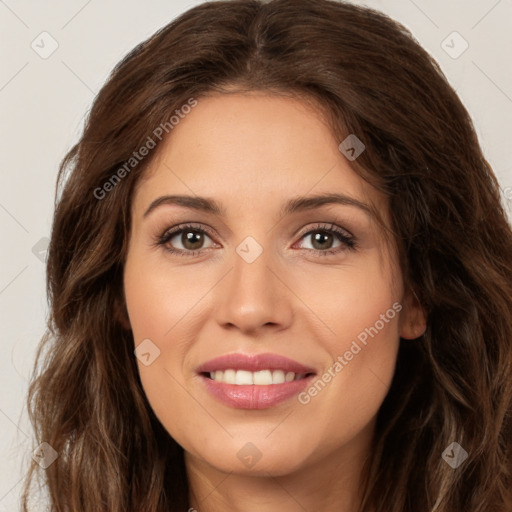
214, 235, 292, 332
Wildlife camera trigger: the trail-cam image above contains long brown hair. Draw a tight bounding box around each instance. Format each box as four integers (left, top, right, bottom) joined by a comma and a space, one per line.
21, 0, 512, 510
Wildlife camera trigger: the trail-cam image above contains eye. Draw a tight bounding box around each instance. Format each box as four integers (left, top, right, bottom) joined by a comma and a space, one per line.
295, 223, 357, 256
155, 223, 216, 256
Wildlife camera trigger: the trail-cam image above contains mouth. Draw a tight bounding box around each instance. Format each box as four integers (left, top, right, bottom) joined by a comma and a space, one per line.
196, 353, 317, 409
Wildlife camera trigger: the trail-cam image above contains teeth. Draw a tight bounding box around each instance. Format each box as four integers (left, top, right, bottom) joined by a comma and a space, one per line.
208, 369, 308, 385
272, 370, 285, 384
253, 370, 272, 385
235, 370, 253, 385
223, 369, 236, 384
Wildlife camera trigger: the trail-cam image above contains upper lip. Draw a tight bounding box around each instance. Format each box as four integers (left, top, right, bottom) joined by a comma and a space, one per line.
197, 353, 316, 374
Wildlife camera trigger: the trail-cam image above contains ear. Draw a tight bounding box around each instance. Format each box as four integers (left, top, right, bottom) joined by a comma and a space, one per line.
399, 289, 427, 340
114, 295, 132, 331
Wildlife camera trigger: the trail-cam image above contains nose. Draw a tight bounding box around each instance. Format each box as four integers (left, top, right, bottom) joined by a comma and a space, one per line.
214, 244, 294, 335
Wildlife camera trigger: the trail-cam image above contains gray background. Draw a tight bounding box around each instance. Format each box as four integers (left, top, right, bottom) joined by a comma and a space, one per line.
1, 0, 511, 509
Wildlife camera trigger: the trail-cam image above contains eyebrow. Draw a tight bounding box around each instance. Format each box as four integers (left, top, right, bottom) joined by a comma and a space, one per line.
143, 193, 376, 220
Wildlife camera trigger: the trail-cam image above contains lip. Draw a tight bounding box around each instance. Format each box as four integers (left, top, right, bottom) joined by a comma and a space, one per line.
197, 353, 317, 409
200, 376, 315, 409
196, 352, 316, 374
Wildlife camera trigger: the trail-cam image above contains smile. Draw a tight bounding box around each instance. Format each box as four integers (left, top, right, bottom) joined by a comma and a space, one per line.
197, 353, 317, 409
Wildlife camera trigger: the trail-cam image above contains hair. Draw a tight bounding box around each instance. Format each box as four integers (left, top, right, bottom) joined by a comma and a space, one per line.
21, 0, 512, 510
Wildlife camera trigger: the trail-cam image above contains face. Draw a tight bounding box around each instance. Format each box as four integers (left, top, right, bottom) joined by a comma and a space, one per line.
123, 92, 425, 478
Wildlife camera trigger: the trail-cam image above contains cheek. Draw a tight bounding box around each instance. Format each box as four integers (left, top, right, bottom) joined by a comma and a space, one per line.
298, 257, 401, 348
123, 251, 205, 342
123, 250, 211, 429
294, 320, 400, 465
123, 258, 199, 445
293, 263, 401, 436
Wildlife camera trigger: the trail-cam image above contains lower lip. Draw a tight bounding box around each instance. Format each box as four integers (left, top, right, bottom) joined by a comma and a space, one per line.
199, 374, 315, 409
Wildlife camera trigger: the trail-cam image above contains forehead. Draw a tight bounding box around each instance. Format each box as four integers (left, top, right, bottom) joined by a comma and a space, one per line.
133, 92, 387, 223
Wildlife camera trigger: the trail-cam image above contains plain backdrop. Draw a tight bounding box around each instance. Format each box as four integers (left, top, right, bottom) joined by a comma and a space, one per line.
1, 0, 511, 509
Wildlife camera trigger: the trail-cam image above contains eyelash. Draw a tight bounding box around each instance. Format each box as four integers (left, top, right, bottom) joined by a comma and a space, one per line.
154, 222, 358, 258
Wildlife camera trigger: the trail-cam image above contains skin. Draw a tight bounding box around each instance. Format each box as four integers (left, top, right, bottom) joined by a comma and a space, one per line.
123, 92, 426, 512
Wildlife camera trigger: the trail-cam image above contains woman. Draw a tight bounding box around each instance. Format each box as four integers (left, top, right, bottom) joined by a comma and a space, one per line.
21, 0, 512, 510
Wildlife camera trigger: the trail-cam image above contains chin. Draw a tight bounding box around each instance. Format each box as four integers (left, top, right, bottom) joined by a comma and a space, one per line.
189, 438, 311, 477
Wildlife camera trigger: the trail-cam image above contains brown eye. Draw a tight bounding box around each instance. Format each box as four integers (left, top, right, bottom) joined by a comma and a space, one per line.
297, 224, 356, 256
163, 228, 213, 251
157, 224, 216, 256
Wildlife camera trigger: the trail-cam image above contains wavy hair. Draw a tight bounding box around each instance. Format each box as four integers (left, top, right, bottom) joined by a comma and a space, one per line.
21, 0, 512, 510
